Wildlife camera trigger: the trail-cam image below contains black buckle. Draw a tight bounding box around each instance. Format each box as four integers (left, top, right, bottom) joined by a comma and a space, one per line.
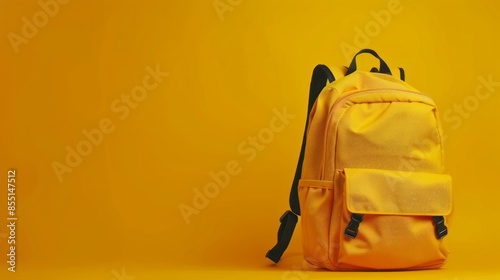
344, 213, 363, 239
433, 216, 448, 239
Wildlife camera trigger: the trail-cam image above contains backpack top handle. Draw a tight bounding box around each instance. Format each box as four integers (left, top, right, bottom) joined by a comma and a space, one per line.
345, 49, 392, 76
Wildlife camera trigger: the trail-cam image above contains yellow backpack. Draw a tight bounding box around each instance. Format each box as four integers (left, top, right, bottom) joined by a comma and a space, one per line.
267, 49, 452, 270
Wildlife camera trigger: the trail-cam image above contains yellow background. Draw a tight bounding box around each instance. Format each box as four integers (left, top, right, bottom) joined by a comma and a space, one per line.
1, 0, 499, 279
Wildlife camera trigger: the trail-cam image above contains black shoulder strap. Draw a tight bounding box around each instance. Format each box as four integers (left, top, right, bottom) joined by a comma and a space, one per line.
289, 65, 334, 215
266, 65, 334, 263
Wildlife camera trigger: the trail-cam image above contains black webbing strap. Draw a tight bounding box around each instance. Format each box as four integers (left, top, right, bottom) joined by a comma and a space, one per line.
289, 65, 335, 215
265, 211, 298, 263
399, 67, 406, 81
345, 49, 392, 76
266, 65, 334, 264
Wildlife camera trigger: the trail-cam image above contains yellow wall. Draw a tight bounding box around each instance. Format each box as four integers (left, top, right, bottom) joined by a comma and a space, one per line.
1, 0, 499, 279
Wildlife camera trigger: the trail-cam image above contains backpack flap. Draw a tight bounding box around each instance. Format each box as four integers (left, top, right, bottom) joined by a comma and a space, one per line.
345, 168, 452, 216
336, 168, 452, 270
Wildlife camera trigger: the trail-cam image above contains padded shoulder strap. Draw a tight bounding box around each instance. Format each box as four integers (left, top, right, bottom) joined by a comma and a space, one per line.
289, 65, 334, 215
266, 65, 334, 264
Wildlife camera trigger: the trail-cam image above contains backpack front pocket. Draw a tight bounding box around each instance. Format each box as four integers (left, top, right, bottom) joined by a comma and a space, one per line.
335, 168, 452, 270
